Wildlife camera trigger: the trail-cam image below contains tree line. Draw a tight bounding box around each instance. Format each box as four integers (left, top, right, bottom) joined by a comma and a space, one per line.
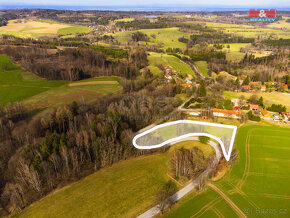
0, 82, 182, 215
1, 46, 147, 81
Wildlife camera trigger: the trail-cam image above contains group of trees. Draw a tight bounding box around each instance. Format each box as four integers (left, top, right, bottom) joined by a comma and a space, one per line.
0, 82, 182, 215
2, 46, 147, 81
267, 104, 286, 112
131, 31, 149, 42
170, 147, 209, 180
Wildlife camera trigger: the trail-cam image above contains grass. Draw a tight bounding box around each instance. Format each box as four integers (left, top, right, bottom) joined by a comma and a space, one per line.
108, 27, 190, 49
148, 52, 195, 77
115, 18, 135, 22
0, 55, 121, 109
0, 55, 66, 106
209, 43, 270, 62
194, 61, 209, 77
0, 19, 92, 38
203, 22, 290, 39
223, 91, 290, 110
162, 124, 290, 217
15, 141, 214, 218
266, 16, 290, 30
57, 26, 92, 35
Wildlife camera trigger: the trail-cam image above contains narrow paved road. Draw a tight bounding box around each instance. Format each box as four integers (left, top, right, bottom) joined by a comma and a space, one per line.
137, 138, 222, 218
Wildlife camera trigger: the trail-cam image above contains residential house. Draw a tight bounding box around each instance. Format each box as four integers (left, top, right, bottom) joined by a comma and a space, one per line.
261, 109, 270, 117
242, 85, 250, 91
250, 104, 259, 111
233, 106, 239, 111
164, 72, 172, 80
213, 108, 240, 119
250, 81, 262, 90
260, 85, 266, 92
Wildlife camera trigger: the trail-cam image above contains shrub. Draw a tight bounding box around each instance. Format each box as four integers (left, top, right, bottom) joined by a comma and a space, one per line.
247, 111, 261, 122
199, 136, 210, 144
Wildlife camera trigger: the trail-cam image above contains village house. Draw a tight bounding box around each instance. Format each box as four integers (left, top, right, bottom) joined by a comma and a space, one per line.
260, 85, 266, 92
213, 108, 240, 119
261, 109, 270, 117
249, 81, 262, 90
233, 106, 239, 111
281, 112, 290, 121
250, 104, 259, 111
242, 85, 250, 91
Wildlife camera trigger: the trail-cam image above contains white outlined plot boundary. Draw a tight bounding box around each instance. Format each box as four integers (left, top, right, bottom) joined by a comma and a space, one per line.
132, 120, 237, 161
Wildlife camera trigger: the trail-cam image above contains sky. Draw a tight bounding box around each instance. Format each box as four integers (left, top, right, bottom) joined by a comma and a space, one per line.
0, 0, 288, 7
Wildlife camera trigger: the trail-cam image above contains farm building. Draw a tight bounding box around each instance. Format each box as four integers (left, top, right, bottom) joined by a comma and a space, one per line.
250, 104, 259, 111
233, 106, 239, 111
250, 81, 261, 86
242, 85, 250, 90
261, 109, 270, 117
164, 72, 172, 80
213, 108, 240, 119
260, 85, 266, 92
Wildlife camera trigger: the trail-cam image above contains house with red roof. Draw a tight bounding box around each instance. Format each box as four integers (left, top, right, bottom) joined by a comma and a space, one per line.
213, 108, 240, 119
233, 106, 239, 111
250, 104, 259, 111
242, 85, 250, 90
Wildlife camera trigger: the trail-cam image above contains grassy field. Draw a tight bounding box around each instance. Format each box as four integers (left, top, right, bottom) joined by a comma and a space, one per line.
57, 26, 92, 35
209, 43, 269, 62
115, 18, 135, 22
223, 91, 290, 110
203, 22, 290, 39
108, 27, 190, 49
0, 55, 66, 106
194, 61, 209, 77
0, 55, 121, 109
267, 16, 290, 30
0, 19, 92, 38
15, 141, 214, 218
148, 52, 195, 77
163, 124, 290, 217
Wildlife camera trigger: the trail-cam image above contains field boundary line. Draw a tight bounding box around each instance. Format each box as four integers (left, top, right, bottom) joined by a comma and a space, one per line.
68, 81, 119, 86
208, 183, 246, 218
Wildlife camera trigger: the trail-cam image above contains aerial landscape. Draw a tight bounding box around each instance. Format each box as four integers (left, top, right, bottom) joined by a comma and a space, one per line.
0, 0, 289, 217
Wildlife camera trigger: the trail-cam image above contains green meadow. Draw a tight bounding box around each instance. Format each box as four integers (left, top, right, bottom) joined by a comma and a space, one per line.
0, 55, 121, 109
163, 125, 290, 217
148, 52, 195, 77
14, 141, 214, 218
108, 27, 190, 49
115, 18, 135, 22
209, 43, 269, 62
204, 22, 290, 39
223, 91, 290, 110
194, 61, 209, 77
57, 25, 92, 35
0, 19, 92, 38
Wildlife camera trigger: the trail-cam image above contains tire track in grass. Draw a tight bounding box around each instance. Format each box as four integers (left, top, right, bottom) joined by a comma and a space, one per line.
208, 183, 247, 218
226, 181, 260, 212
190, 198, 222, 218
261, 194, 290, 200
237, 128, 254, 189
212, 207, 225, 218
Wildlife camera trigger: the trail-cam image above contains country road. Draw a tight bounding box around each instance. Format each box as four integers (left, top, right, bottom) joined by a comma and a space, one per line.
137, 138, 222, 218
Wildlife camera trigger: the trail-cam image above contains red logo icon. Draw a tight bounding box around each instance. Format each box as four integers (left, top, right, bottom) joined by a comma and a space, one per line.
249, 9, 276, 18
